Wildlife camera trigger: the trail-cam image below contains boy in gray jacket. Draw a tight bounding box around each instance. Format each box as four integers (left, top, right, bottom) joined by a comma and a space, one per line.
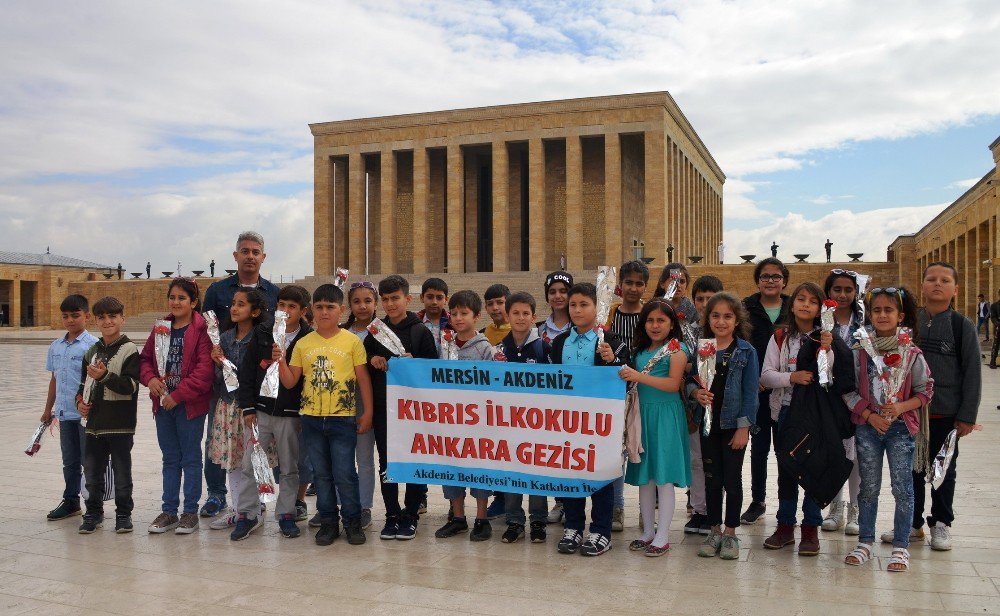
910, 262, 981, 551
434, 290, 495, 541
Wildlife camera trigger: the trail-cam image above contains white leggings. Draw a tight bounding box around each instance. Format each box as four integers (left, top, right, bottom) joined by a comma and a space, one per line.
639, 482, 677, 547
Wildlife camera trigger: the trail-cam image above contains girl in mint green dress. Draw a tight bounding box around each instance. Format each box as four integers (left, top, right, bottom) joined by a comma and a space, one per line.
620, 299, 691, 556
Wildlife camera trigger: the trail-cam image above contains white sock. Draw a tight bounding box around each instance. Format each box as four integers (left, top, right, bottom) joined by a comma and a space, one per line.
639, 482, 657, 542
652, 484, 676, 547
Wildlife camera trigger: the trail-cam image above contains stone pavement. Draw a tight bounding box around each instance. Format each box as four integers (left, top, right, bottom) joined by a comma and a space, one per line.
1, 342, 998, 615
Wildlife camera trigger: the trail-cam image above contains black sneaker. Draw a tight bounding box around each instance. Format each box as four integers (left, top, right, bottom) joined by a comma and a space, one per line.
470, 519, 492, 542
699, 518, 712, 535
418, 496, 428, 514
396, 518, 417, 540
580, 532, 612, 556
435, 517, 469, 538
278, 514, 301, 538
305, 483, 317, 497
294, 500, 308, 522
115, 514, 133, 534
380, 516, 399, 540
308, 512, 322, 528
230, 514, 262, 541
315, 522, 340, 546
557, 529, 583, 554
78, 513, 103, 534
530, 521, 547, 543
47, 499, 82, 521
345, 518, 366, 545
485, 496, 505, 520
684, 513, 706, 534
740, 501, 766, 525
501, 523, 525, 544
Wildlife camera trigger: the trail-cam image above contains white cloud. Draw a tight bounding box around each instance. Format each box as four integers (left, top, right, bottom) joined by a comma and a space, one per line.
1, 0, 999, 275
724, 204, 946, 263
947, 177, 980, 189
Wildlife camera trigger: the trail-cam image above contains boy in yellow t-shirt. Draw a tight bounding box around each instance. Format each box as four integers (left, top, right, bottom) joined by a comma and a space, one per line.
278, 284, 373, 547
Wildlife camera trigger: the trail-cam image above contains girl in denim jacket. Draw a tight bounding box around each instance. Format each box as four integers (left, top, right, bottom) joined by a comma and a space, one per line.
688, 293, 760, 560
843, 286, 932, 573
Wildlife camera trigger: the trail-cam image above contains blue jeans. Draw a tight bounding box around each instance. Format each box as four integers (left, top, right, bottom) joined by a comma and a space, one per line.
612, 448, 626, 508
776, 405, 823, 526
302, 415, 360, 524
443, 485, 491, 500
856, 421, 915, 548
203, 404, 227, 500
155, 408, 206, 514
59, 419, 86, 502
298, 429, 314, 486
564, 482, 614, 537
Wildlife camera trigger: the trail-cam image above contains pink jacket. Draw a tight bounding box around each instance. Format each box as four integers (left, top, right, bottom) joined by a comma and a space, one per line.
844, 346, 933, 436
139, 311, 214, 419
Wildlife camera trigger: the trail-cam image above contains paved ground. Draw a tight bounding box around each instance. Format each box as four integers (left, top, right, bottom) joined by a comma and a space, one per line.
1, 342, 998, 615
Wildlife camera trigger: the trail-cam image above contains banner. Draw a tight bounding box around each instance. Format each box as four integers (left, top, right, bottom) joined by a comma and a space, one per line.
386, 358, 626, 497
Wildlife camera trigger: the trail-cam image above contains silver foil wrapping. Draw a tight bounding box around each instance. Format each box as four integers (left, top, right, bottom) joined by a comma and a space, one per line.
222, 359, 240, 392
818, 302, 836, 388
153, 319, 172, 402
250, 424, 278, 503
368, 318, 407, 356
927, 429, 957, 490
334, 268, 350, 289
81, 355, 99, 406
25, 422, 48, 456
595, 265, 617, 345
663, 269, 684, 302
440, 329, 459, 360
204, 310, 221, 345
260, 310, 288, 398
696, 338, 718, 436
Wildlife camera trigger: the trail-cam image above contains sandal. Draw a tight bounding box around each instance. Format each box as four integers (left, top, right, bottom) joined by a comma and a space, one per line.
629, 538, 652, 552
644, 542, 669, 557
887, 547, 909, 573
844, 542, 873, 566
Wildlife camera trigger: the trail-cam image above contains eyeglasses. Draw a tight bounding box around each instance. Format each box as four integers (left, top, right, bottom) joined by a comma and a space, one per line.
350, 281, 376, 290
830, 269, 858, 278
758, 274, 784, 282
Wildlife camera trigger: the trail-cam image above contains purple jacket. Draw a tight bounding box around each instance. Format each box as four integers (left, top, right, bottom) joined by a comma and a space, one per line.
843, 346, 933, 436
139, 311, 214, 419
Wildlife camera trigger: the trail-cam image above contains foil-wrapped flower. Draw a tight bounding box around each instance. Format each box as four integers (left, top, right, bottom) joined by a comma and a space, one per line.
898, 329, 912, 346
667, 338, 681, 353
676, 312, 686, 322
697, 341, 717, 358
334, 268, 350, 289
696, 338, 719, 436
25, 422, 50, 456
823, 299, 838, 309
884, 352, 902, 368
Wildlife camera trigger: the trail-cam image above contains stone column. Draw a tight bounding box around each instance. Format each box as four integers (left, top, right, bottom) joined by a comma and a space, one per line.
564, 135, 584, 270
412, 145, 429, 273
644, 130, 666, 267
446, 144, 464, 273
380, 148, 396, 274
492, 141, 509, 272
605, 133, 622, 266
528, 138, 547, 271
9, 279, 20, 328
347, 152, 364, 273
313, 155, 332, 276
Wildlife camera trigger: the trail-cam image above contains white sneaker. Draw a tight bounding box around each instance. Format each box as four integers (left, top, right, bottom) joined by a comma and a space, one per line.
547, 502, 564, 524
844, 504, 860, 536
821, 501, 845, 532
209, 507, 238, 530
930, 522, 952, 551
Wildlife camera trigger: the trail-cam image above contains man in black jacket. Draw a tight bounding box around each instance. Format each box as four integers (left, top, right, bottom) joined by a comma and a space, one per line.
364, 275, 439, 542
741, 258, 790, 525
990, 290, 1000, 368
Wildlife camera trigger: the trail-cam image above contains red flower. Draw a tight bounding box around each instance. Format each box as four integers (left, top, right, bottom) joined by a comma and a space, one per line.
898, 331, 911, 346
697, 342, 717, 358
823, 299, 838, 308
153, 325, 170, 336
367, 324, 379, 336
258, 483, 275, 495
884, 352, 902, 368
614, 285, 623, 297
259, 359, 273, 369
667, 339, 681, 353
494, 350, 508, 362
442, 329, 454, 343
676, 312, 686, 321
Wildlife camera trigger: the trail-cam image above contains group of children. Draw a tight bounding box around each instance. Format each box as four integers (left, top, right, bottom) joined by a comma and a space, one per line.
42, 254, 982, 571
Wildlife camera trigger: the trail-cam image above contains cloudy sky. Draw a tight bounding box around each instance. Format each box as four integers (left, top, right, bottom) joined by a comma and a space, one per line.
2, 0, 999, 278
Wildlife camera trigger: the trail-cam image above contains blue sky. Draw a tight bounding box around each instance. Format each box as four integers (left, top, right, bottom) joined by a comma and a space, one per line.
1, 1, 999, 276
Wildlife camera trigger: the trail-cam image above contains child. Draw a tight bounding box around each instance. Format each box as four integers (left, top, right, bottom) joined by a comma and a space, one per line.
910, 262, 981, 550
550, 282, 630, 556
278, 284, 374, 546
480, 283, 512, 346
417, 277, 450, 352
684, 275, 724, 536
434, 290, 496, 542
365, 275, 438, 540
42, 294, 98, 521
606, 260, 650, 532
653, 263, 698, 331
761, 282, 854, 556
497, 292, 551, 544
139, 278, 214, 534
206, 288, 265, 530
821, 269, 865, 535
843, 286, 933, 573
741, 257, 790, 525
343, 280, 379, 529
537, 271, 573, 345
689, 293, 759, 559
232, 285, 314, 540
619, 299, 691, 556
75, 296, 139, 534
